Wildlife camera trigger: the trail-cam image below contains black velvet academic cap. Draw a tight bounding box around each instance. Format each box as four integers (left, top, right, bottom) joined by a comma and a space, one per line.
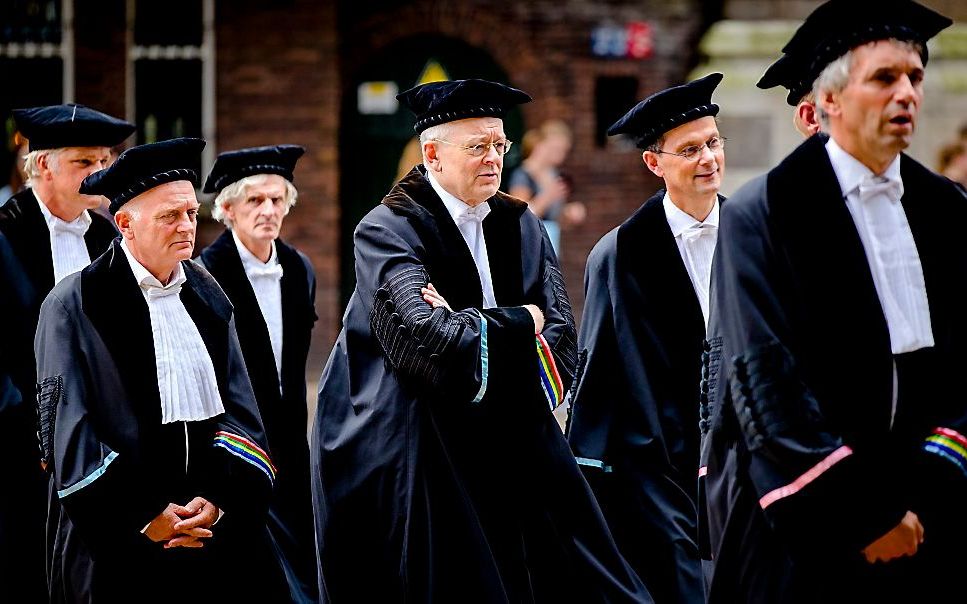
607, 73, 723, 149
13, 103, 135, 151
203, 145, 305, 194
397, 79, 532, 134
769, 0, 951, 105
758, 53, 816, 106
79, 138, 206, 215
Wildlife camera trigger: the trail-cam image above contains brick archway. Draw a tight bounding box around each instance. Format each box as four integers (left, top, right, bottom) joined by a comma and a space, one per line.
339, 4, 550, 107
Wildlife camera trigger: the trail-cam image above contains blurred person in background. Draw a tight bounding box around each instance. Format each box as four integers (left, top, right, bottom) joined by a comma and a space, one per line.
508, 119, 586, 253
936, 140, 967, 189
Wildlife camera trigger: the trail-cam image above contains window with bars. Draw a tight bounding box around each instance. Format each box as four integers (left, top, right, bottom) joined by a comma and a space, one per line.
127, 0, 214, 180
1, 0, 70, 195
1, 0, 62, 44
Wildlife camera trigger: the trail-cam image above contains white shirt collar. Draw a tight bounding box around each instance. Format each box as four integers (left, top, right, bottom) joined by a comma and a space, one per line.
34, 189, 92, 232
662, 192, 719, 238
120, 238, 186, 292
425, 168, 491, 225
232, 229, 278, 269
826, 137, 902, 198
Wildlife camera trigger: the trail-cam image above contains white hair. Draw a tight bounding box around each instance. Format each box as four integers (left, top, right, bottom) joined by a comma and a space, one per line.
115, 203, 141, 221
419, 122, 453, 145
22, 148, 63, 184
813, 39, 923, 129
211, 173, 298, 228
418, 122, 455, 163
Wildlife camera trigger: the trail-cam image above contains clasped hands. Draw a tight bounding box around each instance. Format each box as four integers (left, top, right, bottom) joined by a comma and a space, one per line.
144, 496, 220, 549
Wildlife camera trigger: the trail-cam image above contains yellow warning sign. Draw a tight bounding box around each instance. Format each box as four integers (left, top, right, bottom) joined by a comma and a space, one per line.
417, 60, 449, 86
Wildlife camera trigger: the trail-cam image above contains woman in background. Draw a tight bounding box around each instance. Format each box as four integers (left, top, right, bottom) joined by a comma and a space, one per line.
508, 120, 586, 254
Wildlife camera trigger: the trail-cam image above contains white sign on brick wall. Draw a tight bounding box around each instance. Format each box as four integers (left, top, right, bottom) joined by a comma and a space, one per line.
358, 81, 399, 115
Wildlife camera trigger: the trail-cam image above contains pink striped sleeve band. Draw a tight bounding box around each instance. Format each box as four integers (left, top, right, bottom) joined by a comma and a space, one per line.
759, 446, 853, 510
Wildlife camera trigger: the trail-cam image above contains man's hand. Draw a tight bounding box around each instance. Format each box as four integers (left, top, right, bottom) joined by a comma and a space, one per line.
862, 510, 924, 564
165, 496, 219, 549
523, 304, 545, 334
422, 282, 452, 311
144, 503, 208, 543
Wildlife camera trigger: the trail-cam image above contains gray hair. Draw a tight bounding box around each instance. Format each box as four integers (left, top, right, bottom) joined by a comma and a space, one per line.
115, 204, 141, 221
23, 148, 63, 184
419, 122, 454, 145
644, 135, 666, 154
814, 38, 923, 129
211, 173, 298, 228
419, 122, 455, 163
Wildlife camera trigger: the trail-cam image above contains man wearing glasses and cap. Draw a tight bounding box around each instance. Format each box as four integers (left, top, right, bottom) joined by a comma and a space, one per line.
199, 145, 318, 603
0, 103, 134, 603
35, 138, 287, 602
567, 73, 725, 604
311, 78, 651, 602
702, 1, 966, 601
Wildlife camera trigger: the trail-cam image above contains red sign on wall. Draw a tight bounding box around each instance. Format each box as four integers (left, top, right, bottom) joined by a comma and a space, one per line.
626, 22, 653, 59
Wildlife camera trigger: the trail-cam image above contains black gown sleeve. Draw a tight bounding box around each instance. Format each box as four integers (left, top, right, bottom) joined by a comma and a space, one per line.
0, 232, 33, 414
713, 189, 908, 556
36, 291, 169, 553
566, 235, 620, 471
568, 233, 704, 603
200, 314, 276, 519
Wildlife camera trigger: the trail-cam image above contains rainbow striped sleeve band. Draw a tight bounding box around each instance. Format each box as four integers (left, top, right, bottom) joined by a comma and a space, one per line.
213, 431, 277, 483
536, 334, 564, 412
923, 427, 967, 478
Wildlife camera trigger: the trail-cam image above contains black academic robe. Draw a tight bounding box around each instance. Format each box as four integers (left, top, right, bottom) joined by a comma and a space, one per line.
0, 188, 117, 604
311, 166, 651, 603
701, 135, 967, 603
0, 231, 46, 604
35, 240, 289, 603
568, 190, 719, 604
0, 188, 119, 309
199, 230, 319, 603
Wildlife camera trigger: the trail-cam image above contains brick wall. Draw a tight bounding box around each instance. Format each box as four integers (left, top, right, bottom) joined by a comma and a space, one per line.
214, 0, 340, 369
74, 0, 127, 121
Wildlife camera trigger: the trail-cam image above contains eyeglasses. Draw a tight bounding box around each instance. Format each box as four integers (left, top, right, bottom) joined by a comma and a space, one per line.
656, 136, 727, 161
432, 139, 514, 157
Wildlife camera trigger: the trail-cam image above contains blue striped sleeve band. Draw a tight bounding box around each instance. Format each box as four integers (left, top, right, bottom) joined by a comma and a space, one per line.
58, 451, 119, 498
472, 310, 489, 404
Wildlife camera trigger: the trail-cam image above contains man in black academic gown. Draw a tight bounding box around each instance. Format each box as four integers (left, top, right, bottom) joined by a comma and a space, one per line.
311, 79, 651, 603
0, 103, 133, 603
35, 138, 287, 603
199, 145, 318, 603
567, 73, 725, 604
701, 2, 966, 602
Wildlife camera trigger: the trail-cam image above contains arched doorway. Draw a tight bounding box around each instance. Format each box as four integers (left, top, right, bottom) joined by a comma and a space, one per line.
338, 35, 524, 305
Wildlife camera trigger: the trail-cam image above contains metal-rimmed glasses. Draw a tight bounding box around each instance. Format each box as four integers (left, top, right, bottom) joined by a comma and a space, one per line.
432, 139, 514, 157
655, 136, 727, 161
